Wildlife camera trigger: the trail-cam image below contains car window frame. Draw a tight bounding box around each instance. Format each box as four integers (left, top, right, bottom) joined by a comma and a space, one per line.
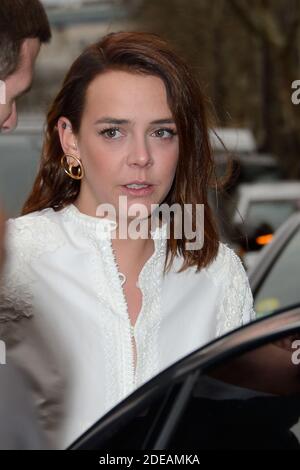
249, 214, 300, 309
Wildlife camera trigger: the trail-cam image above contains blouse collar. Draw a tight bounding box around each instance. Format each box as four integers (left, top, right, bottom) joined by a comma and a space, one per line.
59, 203, 169, 322
60, 203, 169, 244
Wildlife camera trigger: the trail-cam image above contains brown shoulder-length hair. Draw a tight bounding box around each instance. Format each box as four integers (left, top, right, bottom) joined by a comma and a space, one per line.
22, 30, 226, 275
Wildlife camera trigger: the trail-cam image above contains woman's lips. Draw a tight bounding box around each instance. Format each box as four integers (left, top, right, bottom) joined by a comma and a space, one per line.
120, 185, 155, 196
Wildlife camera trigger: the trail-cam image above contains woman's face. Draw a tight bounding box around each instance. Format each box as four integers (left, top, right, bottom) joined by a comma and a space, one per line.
60, 70, 179, 223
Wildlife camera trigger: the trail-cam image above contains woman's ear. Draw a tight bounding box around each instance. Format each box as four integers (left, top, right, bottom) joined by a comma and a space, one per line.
57, 117, 79, 166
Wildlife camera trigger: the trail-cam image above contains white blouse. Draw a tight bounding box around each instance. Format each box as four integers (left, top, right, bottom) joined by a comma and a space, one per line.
0, 204, 256, 449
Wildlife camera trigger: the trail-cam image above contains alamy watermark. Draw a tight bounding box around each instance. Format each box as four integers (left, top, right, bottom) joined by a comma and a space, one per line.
292, 340, 300, 365
95, 197, 205, 250
0, 80, 6, 105
0, 340, 6, 365
291, 80, 300, 104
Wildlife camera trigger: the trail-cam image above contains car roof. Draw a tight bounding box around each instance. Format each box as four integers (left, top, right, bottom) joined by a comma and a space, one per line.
237, 182, 300, 199
210, 128, 256, 153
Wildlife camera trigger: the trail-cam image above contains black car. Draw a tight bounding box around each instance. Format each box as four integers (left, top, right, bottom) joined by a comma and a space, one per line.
69, 306, 300, 450
249, 212, 300, 318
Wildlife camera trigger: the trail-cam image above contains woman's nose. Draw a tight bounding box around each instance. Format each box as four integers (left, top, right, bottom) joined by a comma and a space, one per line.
127, 134, 152, 167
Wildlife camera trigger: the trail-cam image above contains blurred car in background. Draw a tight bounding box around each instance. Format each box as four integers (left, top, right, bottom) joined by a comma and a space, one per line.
211, 128, 281, 185
210, 128, 284, 247
249, 211, 300, 318
233, 182, 300, 270
70, 306, 300, 451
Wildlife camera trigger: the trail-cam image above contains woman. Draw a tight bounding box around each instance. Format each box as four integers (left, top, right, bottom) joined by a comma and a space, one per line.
0, 31, 256, 449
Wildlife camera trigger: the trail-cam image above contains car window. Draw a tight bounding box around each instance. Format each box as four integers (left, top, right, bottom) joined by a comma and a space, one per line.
247, 200, 298, 233
239, 163, 282, 183
254, 227, 300, 316
168, 334, 300, 450
71, 327, 300, 450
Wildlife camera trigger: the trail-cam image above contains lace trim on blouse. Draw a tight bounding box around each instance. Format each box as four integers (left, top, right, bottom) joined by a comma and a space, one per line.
0, 214, 66, 322
60, 203, 168, 410
205, 243, 256, 337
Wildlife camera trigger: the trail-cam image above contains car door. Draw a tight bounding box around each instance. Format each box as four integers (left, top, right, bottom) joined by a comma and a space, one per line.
69, 306, 300, 450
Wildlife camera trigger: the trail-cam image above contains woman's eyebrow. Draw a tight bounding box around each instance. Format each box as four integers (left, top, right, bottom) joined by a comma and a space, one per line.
93, 117, 175, 125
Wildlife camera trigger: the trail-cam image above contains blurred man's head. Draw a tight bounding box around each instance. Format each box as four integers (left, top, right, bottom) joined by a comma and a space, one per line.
0, 0, 51, 133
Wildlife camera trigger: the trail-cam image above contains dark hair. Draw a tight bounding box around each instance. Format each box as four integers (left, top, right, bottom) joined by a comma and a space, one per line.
0, 0, 51, 79
22, 31, 225, 274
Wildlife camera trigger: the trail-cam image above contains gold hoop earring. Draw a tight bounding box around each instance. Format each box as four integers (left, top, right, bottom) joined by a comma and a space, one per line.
61, 154, 84, 180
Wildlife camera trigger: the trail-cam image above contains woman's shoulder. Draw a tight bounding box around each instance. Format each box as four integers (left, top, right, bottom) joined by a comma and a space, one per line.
170, 242, 255, 334
205, 242, 256, 334
204, 241, 247, 286
171, 241, 245, 283
7, 207, 57, 233
0, 208, 67, 321
5, 207, 67, 264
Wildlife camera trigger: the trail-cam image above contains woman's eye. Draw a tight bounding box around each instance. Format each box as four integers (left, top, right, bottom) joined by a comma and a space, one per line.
98, 127, 177, 140
98, 127, 122, 139
153, 128, 177, 139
